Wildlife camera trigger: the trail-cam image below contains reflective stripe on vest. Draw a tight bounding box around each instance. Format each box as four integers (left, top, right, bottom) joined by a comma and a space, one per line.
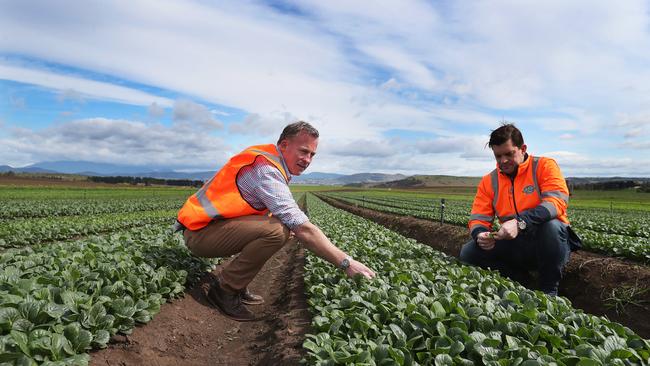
176, 144, 290, 230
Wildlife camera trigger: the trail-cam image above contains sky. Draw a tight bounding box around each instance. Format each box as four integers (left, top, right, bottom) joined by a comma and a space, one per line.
1, 0, 650, 177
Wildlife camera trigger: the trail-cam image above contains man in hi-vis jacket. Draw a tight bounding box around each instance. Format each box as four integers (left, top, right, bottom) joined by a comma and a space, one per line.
175, 121, 375, 321
459, 123, 580, 296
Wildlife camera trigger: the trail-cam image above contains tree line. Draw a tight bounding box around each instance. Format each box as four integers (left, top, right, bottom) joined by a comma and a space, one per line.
88, 175, 203, 187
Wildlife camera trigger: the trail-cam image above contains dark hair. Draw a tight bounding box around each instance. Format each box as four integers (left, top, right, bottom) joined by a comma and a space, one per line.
277, 121, 319, 144
488, 123, 524, 148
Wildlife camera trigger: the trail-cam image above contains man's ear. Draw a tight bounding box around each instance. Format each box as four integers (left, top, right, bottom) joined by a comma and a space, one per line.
521, 144, 527, 154
278, 139, 288, 151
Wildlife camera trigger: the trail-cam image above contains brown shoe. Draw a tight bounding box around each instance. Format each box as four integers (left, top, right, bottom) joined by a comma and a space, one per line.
207, 283, 256, 321
240, 287, 264, 305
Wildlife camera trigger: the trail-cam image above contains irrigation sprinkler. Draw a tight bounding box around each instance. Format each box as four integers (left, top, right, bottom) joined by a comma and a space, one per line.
440, 198, 445, 225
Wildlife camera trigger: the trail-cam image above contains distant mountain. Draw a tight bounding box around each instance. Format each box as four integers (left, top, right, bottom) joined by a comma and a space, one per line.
566, 177, 650, 184
1, 161, 213, 180
372, 175, 481, 188
6, 161, 648, 185
27, 161, 166, 175
0, 164, 60, 174
291, 172, 406, 185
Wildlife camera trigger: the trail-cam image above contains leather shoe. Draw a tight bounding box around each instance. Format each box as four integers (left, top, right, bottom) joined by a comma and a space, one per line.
206, 282, 256, 321
240, 287, 264, 305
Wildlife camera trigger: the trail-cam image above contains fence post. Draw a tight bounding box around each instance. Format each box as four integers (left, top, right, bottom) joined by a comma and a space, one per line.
440, 198, 445, 225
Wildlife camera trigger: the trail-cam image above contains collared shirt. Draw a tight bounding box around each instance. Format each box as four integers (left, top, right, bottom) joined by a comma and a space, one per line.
236, 150, 308, 229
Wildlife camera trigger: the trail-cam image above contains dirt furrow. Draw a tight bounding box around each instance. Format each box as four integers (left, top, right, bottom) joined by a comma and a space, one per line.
90, 242, 311, 365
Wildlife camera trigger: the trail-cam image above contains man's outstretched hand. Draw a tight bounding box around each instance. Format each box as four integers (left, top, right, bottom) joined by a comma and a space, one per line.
345, 259, 376, 279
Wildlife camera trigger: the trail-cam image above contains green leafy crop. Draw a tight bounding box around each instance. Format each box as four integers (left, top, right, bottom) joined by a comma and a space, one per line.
303, 194, 650, 365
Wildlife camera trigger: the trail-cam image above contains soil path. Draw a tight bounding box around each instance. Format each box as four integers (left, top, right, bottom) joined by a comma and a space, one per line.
90, 242, 311, 366
318, 194, 650, 339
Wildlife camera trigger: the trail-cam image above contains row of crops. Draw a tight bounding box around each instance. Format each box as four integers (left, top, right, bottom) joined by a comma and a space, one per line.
321, 192, 650, 263
0, 225, 214, 365
303, 194, 650, 365
0, 187, 192, 250
2, 184, 649, 364
0, 187, 216, 365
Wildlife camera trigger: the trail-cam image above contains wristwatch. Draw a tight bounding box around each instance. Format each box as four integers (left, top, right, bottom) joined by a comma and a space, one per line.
516, 218, 527, 232
339, 255, 352, 270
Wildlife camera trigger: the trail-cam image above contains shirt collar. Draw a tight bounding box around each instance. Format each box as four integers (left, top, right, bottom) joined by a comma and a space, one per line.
275, 144, 292, 182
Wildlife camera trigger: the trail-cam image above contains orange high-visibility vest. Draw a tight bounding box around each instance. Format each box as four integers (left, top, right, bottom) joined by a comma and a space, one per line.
468, 155, 570, 235
177, 144, 290, 231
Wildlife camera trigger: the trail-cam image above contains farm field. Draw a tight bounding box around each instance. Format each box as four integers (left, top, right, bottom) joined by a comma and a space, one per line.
303, 194, 650, 365
320, 190, 650, 263
0, 183, 649, 365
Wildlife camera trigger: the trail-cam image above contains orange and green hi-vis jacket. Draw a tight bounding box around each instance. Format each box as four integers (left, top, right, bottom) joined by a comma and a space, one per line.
468, 154, 570, 237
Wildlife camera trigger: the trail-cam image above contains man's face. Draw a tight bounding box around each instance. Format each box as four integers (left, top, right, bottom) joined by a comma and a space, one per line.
278, 131, 318, 176
492, 139, 527, 175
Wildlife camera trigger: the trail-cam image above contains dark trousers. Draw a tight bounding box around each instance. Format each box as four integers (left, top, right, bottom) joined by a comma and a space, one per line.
459, 219, 571, 295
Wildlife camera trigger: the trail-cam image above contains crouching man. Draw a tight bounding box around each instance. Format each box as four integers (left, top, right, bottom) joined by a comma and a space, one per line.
175, 121, 375, 321
459, 123, 580, 296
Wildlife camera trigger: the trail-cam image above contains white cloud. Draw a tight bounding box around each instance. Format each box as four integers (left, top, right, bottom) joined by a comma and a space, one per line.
0, 63, 174, 107
173, 99, 223, 130
228, 111, 298, 139
2, 1, 650, 175
360, 44, 440, 91
380, 78, 401, 91
57, 88, 85, 104
323, 138, 397, 158
548, 151, 650, 176
211, 109, 231, 116
0, 118, 231, 169
616, 111, 650, 134
148, 102, 165, 119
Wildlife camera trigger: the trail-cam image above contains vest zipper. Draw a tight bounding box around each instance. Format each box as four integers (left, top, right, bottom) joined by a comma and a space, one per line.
510, 176, 521, 218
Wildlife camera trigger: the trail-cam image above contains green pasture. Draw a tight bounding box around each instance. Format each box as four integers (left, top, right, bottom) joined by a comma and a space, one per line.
293, 185, 650, 212
1, 183, 648, 212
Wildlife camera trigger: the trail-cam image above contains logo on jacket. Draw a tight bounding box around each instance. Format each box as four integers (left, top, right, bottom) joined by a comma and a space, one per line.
523, 185, 535, 194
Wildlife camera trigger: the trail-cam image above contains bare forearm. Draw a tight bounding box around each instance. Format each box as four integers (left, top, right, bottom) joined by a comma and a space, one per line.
293, 221, 347, 266
293, 221, 376, 279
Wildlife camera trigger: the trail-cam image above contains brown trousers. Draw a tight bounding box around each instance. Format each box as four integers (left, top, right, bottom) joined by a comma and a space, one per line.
183, 215, 293, 292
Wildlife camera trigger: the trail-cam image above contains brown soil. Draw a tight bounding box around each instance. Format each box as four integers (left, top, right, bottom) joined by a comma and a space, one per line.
90, 242, 312, 366
318, 194, 650, 339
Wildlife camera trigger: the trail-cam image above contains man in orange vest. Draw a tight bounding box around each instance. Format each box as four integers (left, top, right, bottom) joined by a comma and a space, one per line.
459, 123, 580, 296
175, 121, 375, 321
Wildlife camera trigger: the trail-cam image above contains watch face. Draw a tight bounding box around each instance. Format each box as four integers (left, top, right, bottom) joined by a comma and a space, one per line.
340, 257, 351, 269
518, 220, 526, 230
341, 258, 350, 269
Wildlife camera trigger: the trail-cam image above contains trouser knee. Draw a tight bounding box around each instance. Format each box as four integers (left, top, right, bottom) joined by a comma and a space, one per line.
459, 240, 480, 265
537, 219, 564, 237
535, 219, 569, 254
265, 218, 291, 247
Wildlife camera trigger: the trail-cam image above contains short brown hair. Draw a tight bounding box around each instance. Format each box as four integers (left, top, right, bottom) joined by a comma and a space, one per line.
488, 123, 524, 148
277, 121, 319, 144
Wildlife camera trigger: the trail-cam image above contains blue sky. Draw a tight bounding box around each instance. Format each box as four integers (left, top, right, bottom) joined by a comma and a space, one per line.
1, 0, 650, 176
